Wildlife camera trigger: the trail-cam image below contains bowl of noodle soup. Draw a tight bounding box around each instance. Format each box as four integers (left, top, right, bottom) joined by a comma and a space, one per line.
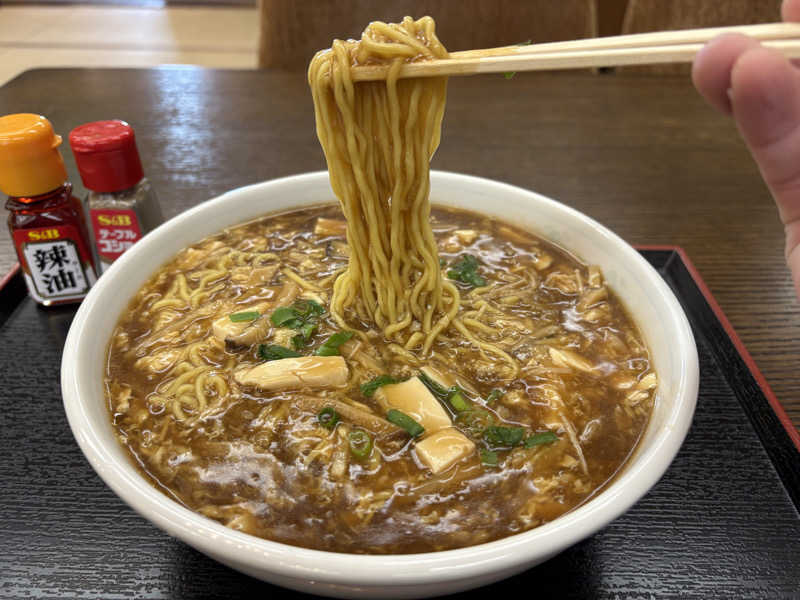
62, 170, 698, 598
63, 16, 697, 598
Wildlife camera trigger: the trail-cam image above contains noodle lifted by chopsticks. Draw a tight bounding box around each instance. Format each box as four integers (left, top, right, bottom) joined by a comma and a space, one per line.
308, 16, 459, 355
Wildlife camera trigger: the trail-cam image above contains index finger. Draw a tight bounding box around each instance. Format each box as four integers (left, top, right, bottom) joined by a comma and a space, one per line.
783, 0, 800, 22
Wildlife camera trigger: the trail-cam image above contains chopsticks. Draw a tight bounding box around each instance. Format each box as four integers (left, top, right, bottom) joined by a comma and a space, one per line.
351, 22, 800, 81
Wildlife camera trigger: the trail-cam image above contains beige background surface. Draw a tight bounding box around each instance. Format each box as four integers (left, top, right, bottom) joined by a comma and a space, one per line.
0, 3, 259, 276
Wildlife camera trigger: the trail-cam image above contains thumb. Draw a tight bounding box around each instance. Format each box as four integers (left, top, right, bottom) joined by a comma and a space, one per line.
729, 46, 800, 296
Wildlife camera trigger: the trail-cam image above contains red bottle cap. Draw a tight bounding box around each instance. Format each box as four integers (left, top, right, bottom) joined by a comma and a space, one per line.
69, 120, 144, 193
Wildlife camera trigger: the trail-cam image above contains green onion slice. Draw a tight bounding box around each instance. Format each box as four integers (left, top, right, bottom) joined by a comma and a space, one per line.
448, 389, 470, 412
270, 306, 299, 328
299, 321, 317, 339
419, 374, 471, 412
523, 431, 559, 448
291, 333, 306, 351
361, 375, 403, 397
315, 331, 354, 356
295, 298, 325, 317
480, 449, 499, 467
270, 299, 325, 330
348, 429, 373, 460
318, 406, 340, 430
446, 254, 487, 289
229, 311, 259, 322
417, 373, 450, 401
257, 344, 301, 361
485, 389, 502, 404
289, 323, 318, 351
484, 425, 525, 448
386, 409, 425, 438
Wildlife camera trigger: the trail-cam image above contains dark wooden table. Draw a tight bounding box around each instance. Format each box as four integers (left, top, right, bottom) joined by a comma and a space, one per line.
0, 68, 798, 598
1, 67, 797, 428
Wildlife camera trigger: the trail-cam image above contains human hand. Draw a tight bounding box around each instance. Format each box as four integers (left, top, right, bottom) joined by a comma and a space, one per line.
692, 0, 800, 299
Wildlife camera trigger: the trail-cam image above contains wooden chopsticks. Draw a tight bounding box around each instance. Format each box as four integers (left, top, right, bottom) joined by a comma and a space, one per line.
351, 22, 800, 81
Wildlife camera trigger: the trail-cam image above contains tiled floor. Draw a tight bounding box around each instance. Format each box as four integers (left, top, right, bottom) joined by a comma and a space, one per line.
0, 4, 259, 86
0, 4, 259, 273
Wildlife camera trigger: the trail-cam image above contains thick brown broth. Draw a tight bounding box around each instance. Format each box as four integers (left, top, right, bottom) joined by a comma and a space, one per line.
106, 204, 655, 553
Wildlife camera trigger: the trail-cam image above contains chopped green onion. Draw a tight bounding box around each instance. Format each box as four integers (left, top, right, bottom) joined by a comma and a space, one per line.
486, 389, 503, 404
270, 306, 299, 328
271, 299, 325, 346
257, 344, 301, 361
315, 331, 354, 356
480, 449, 499, 467
524, 431, 559, 448
448, 389, 470, 412
361, 375, 403, 397
266, 299, 329, 352
292, 298, 324, 319
290, 322, 318, 350
229, 311, 259, 322
386, 409, 425, 437
348, 429, 373, 460
484, 425, 525, 448
299, 320, 317, 339
318, 406, 340, 430
418, 373, 450, 401
419, 373, 471, 412
446, 254, 487, 288
290, 333, 306, 351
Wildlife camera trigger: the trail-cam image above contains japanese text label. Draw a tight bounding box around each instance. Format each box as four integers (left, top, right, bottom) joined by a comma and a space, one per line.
13, 225, 96, 303
90, 208, 143, 269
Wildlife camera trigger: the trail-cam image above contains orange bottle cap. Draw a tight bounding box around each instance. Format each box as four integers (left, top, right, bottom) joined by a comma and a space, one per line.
0, 113, 68, 198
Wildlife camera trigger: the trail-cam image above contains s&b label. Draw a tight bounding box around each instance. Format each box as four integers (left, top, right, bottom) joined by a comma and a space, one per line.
90, 208, 142, 269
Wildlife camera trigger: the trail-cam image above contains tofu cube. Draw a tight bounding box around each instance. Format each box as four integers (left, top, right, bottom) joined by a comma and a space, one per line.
375, 377, 451, 435
415, 428, 475, 474
420, 365, 478, 396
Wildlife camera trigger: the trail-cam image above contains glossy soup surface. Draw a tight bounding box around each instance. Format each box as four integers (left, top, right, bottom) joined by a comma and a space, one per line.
106, 205, 655, 553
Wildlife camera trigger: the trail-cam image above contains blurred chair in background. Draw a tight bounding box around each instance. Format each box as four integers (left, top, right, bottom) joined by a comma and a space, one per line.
258, 0, 597, 69
258, 0, 785, 73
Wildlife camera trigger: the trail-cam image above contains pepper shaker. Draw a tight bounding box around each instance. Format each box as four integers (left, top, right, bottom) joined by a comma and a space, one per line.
69, 120, 163, 273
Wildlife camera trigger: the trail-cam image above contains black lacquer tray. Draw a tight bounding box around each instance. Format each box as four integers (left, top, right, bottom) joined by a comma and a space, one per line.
0, 249, 798, 599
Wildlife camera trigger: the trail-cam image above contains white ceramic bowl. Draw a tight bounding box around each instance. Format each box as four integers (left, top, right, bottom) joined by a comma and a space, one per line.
62, 171, 698, 599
